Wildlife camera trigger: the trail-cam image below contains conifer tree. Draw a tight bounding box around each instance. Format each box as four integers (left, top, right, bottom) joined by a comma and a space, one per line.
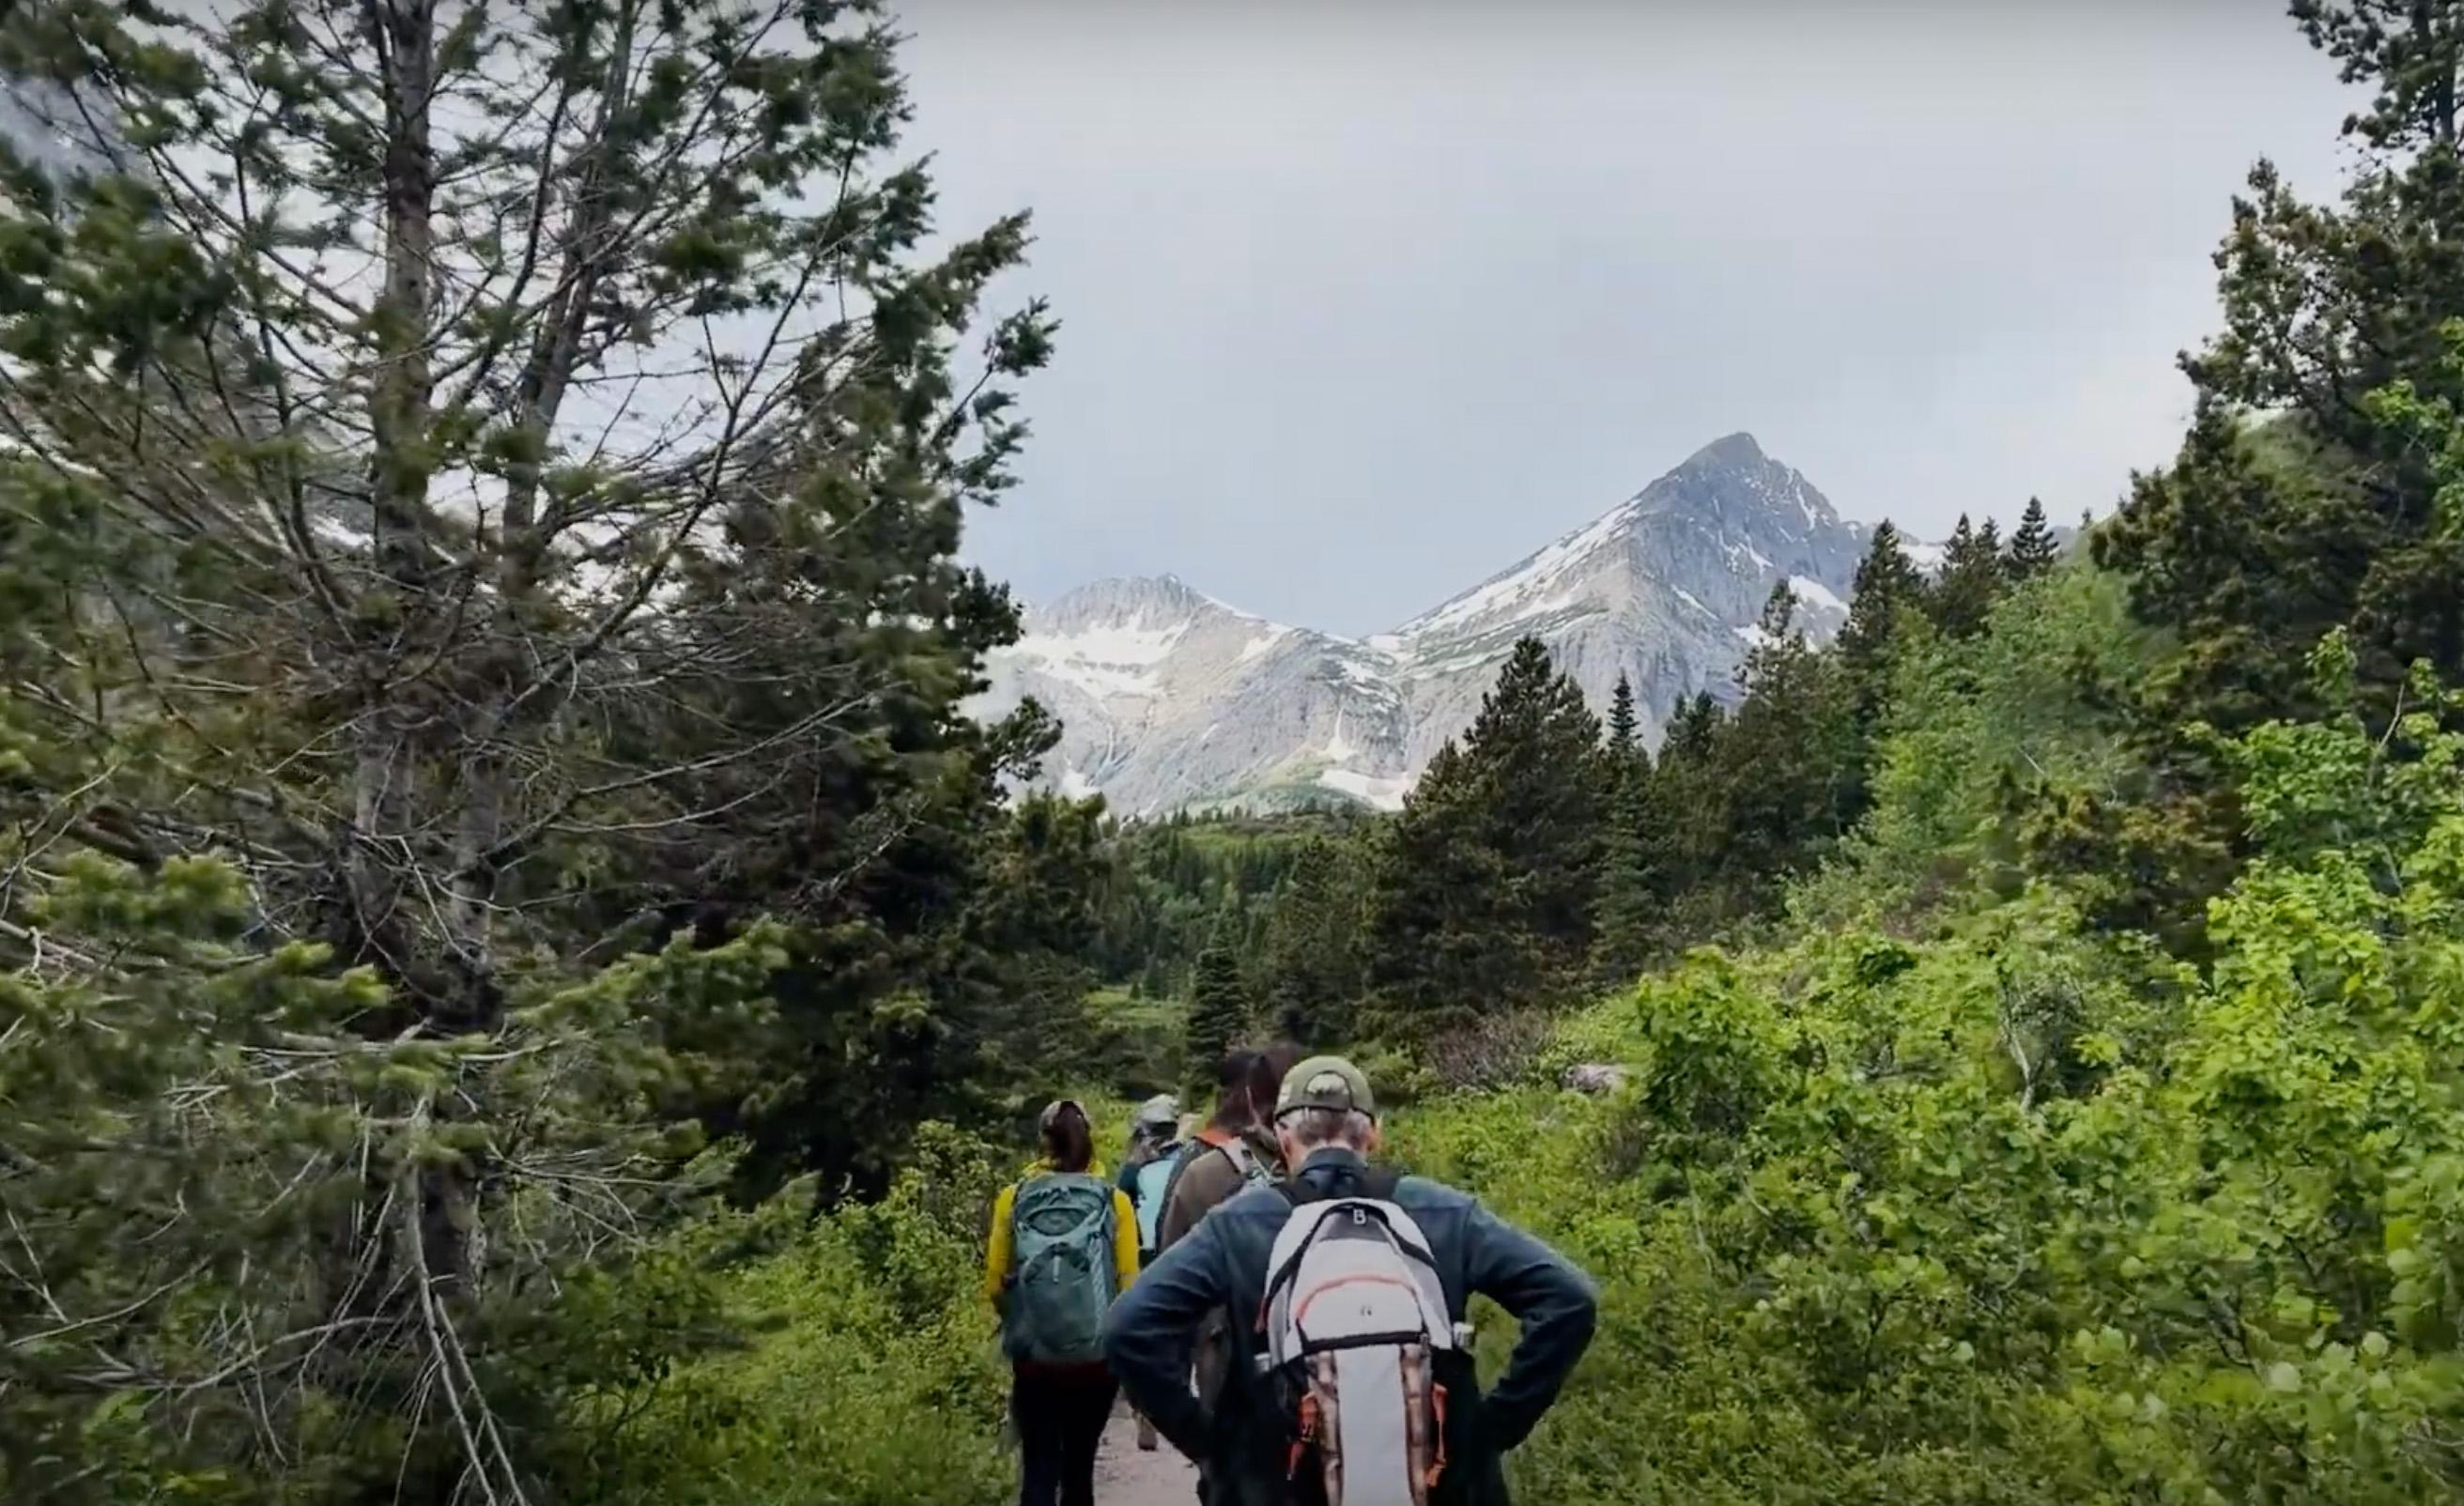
2006, 496, 2061, 580
1932, 513, 2006, 638
1601, 669, 1647, 800
1590, 737, 1662, 983
0, 4, 1060, 1489
2095, 2, 2464, 726
1258, 838, 1370, 1045
1363, 638, 1604, 1040
1651, 690, 1729, 904
1365, 743, 1517, 1039
1185, 933, 1252, 1086
1713, 585, 1859, 914
1838, 520, 1931, 708
1608, 671, 1641, 754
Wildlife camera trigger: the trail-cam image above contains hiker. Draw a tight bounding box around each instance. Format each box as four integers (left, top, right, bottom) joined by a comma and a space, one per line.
1116, 1093, 1183, 1451
1155, 1045, 1296, 1252
1101, 1056, 1598, 1506
984, 1099, 1140, 1506
1119, 1092, 1185, 1254
1147, 1047, 1295, 1492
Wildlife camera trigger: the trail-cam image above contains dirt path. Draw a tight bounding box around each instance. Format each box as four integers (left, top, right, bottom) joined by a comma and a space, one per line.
1093, 1400, 1196, 1505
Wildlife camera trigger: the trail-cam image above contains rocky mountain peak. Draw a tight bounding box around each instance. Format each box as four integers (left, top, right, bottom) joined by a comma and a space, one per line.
1684, 430, 1767, 469
1037, 573, 1225, 634
974, 434, 1884, 815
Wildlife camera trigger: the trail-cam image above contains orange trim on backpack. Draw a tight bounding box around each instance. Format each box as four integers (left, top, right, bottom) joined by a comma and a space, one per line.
1428, 1381, 1451, 1490
1290, 1391, 1320, 1479
1292, 1271, 1420, 1327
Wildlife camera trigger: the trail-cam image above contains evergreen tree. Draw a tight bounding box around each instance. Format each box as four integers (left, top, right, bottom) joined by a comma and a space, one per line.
1461, 638, 1608, 969
0, 4, 1063, 1489
1364, 743, 1518, 1039
1185, 933, 1251, 1088
1600, 669, 1647, 801
1838, 520, 1931, 711
2006, 496, 2061, 580
1590, 739, 1662, 983
1607, 671, 1641, 755
1932, 514, 2006, 638
1651, 690, 1730, 905
1364, 638, 1604, 1041
1712, 585, 1860, 915
1258, 838, 1371, 1045
2095, 3, 2464, 726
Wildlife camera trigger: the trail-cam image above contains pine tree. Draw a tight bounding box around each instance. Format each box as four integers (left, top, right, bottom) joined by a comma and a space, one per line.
2006, 496, 2061, 580
1608, 672, 1641, 754
1364, 638, 1606, 1041
1711, 585, 1860, 915
1651, 690, 1729, 906
1185, 934, 1252, 1087
1932, 513, 2006, 638
1600, 669, 1647, 801
1838, 521, 1931, 704
1258, 838, 1370, 1046
0, 4, 1061, 1489
1590, 738, 1662, 983
1461, 638, 1608, 966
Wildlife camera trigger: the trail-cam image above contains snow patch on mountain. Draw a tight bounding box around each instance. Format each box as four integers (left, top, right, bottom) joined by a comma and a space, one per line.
1789, 575, 1848, 615
975, 434, 1900, 815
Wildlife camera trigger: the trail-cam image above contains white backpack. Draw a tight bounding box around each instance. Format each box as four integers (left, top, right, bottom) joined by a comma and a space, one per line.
1255, 1180, 1467, 1506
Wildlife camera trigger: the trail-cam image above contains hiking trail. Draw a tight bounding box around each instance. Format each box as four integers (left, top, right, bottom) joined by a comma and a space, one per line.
1094, 1400, 1196, 1504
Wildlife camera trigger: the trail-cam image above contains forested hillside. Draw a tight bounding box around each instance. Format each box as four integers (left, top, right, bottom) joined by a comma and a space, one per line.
8, 2, 2464, 1503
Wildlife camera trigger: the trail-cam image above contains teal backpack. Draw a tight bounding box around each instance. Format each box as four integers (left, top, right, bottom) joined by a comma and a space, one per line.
1131, 1143, 1186, 1252
1002, 1172, 1117, 1364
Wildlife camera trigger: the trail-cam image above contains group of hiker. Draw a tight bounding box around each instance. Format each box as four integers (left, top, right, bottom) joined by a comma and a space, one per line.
981, 1046, 1598, 1506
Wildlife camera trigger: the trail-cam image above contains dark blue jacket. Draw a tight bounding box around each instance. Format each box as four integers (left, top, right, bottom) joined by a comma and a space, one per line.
1100, 1146, 1597, 1504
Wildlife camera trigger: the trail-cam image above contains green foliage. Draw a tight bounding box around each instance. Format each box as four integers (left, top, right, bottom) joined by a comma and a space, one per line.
2005, 496, 2061, 581
1184, 936, 1251, 1089
1929, 513, 2009, 638
1256, 837, 1373, 1047
1368, 638, 1603, 1039
1793, 564, 2161, 928
1393, 681, 2464, 1504
0, 853, 784, 1503
550, 1127, 1012, 1506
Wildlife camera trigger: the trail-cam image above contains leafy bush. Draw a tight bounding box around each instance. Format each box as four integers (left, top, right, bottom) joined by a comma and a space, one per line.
1386, 669, 2464, 1504
550, 1125, 1013, 1506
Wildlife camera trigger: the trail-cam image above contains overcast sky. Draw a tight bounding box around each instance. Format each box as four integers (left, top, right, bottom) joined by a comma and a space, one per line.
899, 1, 2361, 637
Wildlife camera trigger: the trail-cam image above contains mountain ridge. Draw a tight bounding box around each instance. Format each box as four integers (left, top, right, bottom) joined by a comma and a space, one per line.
973, 434, 1877, 815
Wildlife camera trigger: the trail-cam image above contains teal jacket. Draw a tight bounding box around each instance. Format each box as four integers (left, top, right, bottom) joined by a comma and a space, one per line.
1099, 1146, 1597, 1505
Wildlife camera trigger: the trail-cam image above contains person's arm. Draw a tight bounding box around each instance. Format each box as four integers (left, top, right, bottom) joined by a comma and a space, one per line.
1101, 1219, 1223, 1457
1460, 1199, 1598, 1451
1110, 1189, 1141, 1286
982, 1182, 1017, 1310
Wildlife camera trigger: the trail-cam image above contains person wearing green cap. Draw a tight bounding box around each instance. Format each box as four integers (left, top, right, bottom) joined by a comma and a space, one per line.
1101, 1056, 1598, 1506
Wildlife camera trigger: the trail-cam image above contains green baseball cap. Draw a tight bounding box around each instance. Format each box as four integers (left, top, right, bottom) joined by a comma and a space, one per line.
1275, 1055, 1375, 1119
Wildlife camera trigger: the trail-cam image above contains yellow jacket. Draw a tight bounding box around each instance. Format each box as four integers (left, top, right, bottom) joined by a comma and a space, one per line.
983, 1160, 1140, 1307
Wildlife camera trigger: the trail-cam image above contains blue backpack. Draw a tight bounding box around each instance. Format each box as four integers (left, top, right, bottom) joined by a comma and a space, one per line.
1002, 1172, 1117, 1364
1132, 1143, 1186, 1252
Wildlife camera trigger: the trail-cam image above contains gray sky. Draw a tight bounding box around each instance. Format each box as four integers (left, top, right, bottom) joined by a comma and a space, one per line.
901, 1, 2361, 638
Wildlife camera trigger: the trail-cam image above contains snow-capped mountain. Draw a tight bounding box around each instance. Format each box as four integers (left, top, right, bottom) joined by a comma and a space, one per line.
974, 433, 1873, 815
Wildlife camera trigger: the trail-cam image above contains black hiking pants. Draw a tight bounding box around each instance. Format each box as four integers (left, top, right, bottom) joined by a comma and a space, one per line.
1012, 1363, 1117, 1506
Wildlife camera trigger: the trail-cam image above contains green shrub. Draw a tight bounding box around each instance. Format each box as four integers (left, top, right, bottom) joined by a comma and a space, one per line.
552, 1125, 1013, 1506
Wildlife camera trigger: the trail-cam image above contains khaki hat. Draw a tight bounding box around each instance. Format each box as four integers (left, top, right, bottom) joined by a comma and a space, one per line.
1132, 1093, 1179, 1130
1275, 1055, 1375, 1119
1039, 1098, 1086, 1132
